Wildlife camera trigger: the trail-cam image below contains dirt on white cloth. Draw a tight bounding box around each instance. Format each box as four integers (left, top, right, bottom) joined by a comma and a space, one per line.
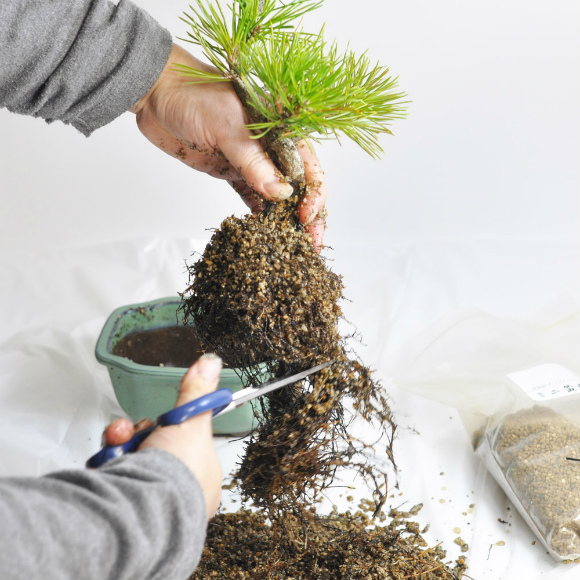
0, 236, 579, 579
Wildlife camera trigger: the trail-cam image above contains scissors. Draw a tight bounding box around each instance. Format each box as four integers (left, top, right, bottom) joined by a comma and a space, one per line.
87, 361, 331, 468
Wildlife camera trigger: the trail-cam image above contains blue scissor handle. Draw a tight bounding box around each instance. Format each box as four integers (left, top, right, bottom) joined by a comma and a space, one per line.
86, 388, 233, 469
86, 425, 156, 469
158, 388, 233, 426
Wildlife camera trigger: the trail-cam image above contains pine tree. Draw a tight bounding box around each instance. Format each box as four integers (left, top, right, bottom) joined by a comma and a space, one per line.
177, 0, 407, 182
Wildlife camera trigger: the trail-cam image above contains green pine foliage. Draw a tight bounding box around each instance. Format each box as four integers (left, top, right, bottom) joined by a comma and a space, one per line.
177, 0, 407, 158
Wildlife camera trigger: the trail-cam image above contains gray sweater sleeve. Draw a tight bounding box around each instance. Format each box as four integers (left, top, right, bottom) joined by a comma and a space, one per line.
0, 449, 208, 580
0, 0, 173, 135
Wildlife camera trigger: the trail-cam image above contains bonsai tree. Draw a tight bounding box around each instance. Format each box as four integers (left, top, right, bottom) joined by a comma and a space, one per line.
178, 0, 407, 516
176, 0, 406, 184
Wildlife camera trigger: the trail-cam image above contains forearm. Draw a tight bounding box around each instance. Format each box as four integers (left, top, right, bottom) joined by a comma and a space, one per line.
0, 449, 207, 580
0, 0, 172, 135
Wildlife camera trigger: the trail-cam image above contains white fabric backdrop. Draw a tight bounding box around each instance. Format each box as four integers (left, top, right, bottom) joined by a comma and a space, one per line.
0, 1, 579, 578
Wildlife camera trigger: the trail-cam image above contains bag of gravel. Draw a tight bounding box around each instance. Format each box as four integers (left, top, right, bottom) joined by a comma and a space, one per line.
391, 305, 580, 561
477, 403, 580, 561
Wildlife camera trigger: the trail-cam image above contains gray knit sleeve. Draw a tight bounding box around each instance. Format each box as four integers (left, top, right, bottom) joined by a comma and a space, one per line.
0, 0, 173, 135
0, 449, 208, 580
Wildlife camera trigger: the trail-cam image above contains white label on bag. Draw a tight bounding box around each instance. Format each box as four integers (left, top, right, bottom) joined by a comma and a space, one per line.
507, 364, 580, 401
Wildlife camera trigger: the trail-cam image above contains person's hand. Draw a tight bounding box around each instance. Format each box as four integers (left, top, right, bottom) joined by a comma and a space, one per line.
296, 139, 327, 250
130, 44, 327, 250
103, 354, 223, 518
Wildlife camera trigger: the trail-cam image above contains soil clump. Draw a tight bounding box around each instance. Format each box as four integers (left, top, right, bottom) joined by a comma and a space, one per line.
180, 193, 396, 512
190, 505, 467, 579
180, 191, 464, 577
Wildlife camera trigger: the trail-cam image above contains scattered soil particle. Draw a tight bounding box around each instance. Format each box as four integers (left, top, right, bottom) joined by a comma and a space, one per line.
453, 537, 469, 553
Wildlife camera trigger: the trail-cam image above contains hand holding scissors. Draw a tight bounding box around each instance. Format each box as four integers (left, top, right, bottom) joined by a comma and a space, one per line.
88, 361, 331, 469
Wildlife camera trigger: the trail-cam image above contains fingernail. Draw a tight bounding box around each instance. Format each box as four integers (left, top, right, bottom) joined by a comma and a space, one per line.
265, 181, 293, 201
194, 353, 223, 380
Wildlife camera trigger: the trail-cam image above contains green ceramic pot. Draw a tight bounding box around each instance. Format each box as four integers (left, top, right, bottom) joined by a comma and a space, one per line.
95, 296, 257, 436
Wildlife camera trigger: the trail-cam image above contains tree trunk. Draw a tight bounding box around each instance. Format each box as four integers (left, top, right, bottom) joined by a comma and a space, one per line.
231, 75, 305, 186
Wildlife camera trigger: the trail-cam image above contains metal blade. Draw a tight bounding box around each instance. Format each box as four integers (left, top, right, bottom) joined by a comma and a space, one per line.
213, 361, 332, 417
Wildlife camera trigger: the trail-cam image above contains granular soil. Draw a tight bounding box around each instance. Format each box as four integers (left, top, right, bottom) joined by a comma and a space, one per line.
189, 504, 467, 580
179, 194, 396, 512
491, 405, 580, 559
179, 192, 464, 577
112, 326, 203, 368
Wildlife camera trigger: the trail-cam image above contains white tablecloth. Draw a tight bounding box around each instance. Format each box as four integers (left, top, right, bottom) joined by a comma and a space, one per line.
1, 236, 579, 579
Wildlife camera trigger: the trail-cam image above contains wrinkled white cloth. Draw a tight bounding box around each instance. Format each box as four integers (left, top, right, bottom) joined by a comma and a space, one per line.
1, 236, 579, 579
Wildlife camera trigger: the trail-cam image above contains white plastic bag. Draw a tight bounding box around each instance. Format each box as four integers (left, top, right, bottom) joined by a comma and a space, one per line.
392, 304, 580, 561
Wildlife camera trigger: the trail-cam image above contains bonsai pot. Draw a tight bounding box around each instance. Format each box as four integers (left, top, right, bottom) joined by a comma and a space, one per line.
95, 296, 257, 436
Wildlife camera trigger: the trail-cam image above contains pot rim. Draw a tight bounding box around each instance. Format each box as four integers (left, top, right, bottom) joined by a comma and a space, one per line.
95, 296, 240, 378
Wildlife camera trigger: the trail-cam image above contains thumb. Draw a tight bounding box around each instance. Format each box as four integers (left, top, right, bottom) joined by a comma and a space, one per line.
176, 353, 223, 409
220, 136, 293, 202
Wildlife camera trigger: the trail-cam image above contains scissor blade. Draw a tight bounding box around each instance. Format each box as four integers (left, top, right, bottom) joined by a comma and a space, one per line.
213, 361, 332, 417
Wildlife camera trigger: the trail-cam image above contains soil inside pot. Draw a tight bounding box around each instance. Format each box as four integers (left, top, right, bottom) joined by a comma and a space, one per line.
112, 326, 204, 368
